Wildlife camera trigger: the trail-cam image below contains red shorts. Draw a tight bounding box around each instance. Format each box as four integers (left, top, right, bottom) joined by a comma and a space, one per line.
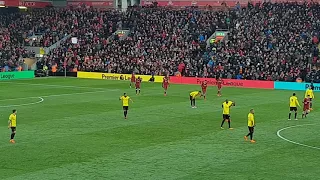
218, 85, 222, 89
163, 85, 168, 90
131, 79, 135, 83
303, 106, 310, 111
135, 85, 140, 89
202, 89, 207, 94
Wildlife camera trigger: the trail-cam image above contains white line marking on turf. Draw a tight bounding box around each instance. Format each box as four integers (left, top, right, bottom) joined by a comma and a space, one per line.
0, 90, 107, 102
0, 97, 44, 107
1, 81, 119, 91
277, 124, 320, 150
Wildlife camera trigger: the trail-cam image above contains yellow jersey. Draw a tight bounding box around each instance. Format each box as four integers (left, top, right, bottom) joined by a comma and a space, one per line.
9, 113, 17, 127
305, 89, 314, 99
222, 101, 233, 115
190, 91, 201, 99
248, 113, 255, 127
120, 96, 130, 106
289, 96, 300, 107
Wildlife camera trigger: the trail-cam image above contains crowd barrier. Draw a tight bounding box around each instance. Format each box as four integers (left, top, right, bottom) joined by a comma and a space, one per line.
274, 82, 320, 91
169, 76, 274, 89
0, 71, 35, 80
77, 72, 164, 82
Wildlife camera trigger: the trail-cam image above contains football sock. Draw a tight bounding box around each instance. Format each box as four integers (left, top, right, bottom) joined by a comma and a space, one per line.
310, 103, 313, 108
295, 113, 297, 119
124, 110, 127, 117
228, 121, 231, 128
139, 90, 141, 94
288, 113, 291, 119
250, 133, 253, 140
221, 120, 225, 127
136, 90, 138, 94
10, 133, 15, 140
190, 100, 193, 106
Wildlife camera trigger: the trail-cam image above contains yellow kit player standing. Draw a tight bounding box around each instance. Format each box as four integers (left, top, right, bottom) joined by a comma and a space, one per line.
8, 109, 17, 144
220, 99, 235, 129
120, 93, 133, 119
288, 93, 301, 120
244, 109, 255, 143
305, 87, 314, 110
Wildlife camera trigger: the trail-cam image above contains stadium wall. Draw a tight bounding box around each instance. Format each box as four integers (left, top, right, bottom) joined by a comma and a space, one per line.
0, 71, 35, 80
169, 76, 274, 89
77, 71, 164, 82
274, 82, 319, 91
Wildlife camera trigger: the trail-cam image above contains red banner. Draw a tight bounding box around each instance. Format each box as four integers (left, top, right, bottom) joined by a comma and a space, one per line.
4, 0, 19, 6
3, 0, 52, 7
169, 76, 274, 89
67, 1, 113, 6
19, 1, 52, 8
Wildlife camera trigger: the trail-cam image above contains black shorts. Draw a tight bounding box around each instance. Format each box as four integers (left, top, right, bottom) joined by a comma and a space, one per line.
123, 106, 128, 111
11, 127, 16, 132
310, 98, 313, 102
189, 96, 194, 101
248, 126, 254, 133
290, 107, 297, 111
223, 114, 230, 120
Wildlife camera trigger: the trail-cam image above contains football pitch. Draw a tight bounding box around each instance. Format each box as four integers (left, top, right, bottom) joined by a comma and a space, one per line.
0, 78, 319, 180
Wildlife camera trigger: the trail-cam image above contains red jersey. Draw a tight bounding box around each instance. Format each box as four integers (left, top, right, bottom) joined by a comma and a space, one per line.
201, 82, 208, 90
303, 98, 310, 111
163, 78, 169, 85
163, 78, 169, 89
135, 78, 141, 88
217, 79, 222, 88
131, 74, 136, 82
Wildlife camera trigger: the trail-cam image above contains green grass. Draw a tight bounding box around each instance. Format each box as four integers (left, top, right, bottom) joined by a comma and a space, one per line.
0, 78, 319, 180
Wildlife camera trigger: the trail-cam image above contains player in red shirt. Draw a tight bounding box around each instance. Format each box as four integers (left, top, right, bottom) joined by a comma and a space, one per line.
162, 76, 169, 96
201, 80, 208, 100
135, 77, 141, 95
302, 95, 311, 118
130, 72, 135, 88
217, 77, 222, 96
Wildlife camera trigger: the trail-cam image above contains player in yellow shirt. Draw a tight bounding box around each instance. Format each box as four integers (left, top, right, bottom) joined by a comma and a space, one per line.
288, 93, 301, 120
305, 87, 314, 110
221, 99, 235, 129
244, 109, 255, 143
8, 109, 17, 144
189, 91, 202, 108
120, 93, 133, 119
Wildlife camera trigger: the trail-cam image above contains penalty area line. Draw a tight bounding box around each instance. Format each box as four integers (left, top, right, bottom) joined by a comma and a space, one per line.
276, 124, 320, 150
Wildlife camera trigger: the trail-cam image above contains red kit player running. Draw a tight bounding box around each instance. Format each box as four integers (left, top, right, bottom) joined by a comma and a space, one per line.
135, 77, 141, 95
302, 95, 311, 118
201, 80, 208, 100
162, 76, 169, 96
130, 73, 136, 88
217, 78, 222, 96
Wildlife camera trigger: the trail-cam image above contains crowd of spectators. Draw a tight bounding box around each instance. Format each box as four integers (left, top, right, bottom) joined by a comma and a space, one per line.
0, 9, 35, 71
37, 7, 125, 72
1, 3, 320, 82
41, 6, 229, 76
206, 2, 320, 82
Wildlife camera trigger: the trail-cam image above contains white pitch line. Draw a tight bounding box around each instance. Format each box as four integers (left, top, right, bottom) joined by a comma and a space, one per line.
1, 81, 115, 91
0, 90, 107, 102
0, 97, 44, 108
276, 124, 320, 150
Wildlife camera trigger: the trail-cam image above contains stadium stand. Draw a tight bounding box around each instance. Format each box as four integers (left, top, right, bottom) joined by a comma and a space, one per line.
1, 3, 320, 81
